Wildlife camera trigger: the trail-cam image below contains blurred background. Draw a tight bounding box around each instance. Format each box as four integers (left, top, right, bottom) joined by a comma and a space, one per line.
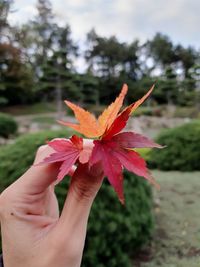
0, 1, 200, 266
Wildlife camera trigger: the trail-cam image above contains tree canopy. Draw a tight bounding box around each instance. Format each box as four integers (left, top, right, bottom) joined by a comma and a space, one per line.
0, 0, 199, 108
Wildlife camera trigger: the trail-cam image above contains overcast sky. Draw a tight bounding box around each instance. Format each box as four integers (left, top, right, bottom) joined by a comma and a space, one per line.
9, 0, 200, 49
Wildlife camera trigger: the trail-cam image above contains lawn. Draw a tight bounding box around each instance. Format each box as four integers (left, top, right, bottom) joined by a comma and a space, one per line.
0, 102, 57, 115
137, 171, 200, 267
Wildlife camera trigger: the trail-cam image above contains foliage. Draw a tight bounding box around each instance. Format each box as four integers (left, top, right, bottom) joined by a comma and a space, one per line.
136, 148, 152, 162
73, 73, 100, 105
0, 112, 18, 138
1, 0, 200, 108
81, 171, 154, 267
0, 130, 154, 266
149, 121, 200, 171
0, 130, 71, 188
38, 24, 79, 102
0, 0, 13, 39
0, 43, 34, 105
156, 67, 179, 105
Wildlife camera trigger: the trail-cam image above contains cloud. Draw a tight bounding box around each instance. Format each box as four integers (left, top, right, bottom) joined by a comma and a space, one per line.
8, 0, 37, 24
8, 0, 200, 48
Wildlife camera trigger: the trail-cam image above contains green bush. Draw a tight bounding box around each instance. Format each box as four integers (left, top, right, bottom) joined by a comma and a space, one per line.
0, 112, 18, 138
0, 130, 154, 266
135, 148, 152, 162
149, 120, 200, 171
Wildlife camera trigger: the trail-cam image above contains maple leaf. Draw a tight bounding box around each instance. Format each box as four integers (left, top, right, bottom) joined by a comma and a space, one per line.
97, 84, 128, 131
102, 85, 155, 139
39, 135, 89, 182
58, 101, 101, 138
90, 132, 161, 204
58, 84, 128, 138
40, 83, 163, 203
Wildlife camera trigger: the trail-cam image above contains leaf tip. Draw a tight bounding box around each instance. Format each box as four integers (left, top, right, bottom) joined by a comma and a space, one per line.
64, 100, 71, 106
148, 171, 160, 190
154, 143, 166, 149
57, 119, 64, 125
120, 197, 125, 205
122, 83, 128, 93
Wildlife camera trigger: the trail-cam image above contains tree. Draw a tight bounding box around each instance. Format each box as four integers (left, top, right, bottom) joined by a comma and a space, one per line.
0, 0, 13, 42
38, 24, 79, 116
85, 30, 140, 103
0, 43, 34, 105
72, 72, 100, 106
34, 0, 54, 62
146, 33, 177, 71
0, 0, 34, 106
156, 67, 178, 105
86, 30, 124, 77
175, 45, 197, 78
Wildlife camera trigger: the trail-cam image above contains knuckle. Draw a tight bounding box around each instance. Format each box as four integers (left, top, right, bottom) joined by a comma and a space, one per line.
70, 176, 101, 202
34, 145, 49, 163
72, 184, 94, 202
37, 145, 48, 154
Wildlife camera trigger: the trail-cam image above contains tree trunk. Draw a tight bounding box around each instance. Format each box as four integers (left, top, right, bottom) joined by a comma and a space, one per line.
56, 76, 62, 119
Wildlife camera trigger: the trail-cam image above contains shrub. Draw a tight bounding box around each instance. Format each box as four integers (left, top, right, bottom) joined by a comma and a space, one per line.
149, 120, 200, 171
135, 148, 152, 162
0, 130, 154, 266
0, 112, 18, 138
0, 97, 8, 106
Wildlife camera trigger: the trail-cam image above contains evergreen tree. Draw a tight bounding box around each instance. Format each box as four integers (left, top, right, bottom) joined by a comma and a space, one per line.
0, 0, 34, 106
0, 0, 13, 42
39, 24, 79, 116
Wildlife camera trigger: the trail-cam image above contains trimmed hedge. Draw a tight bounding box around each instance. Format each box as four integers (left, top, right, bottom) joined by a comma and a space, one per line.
0, 112, 18, 138
0, 130, 154, 266
149, 120, 200, 171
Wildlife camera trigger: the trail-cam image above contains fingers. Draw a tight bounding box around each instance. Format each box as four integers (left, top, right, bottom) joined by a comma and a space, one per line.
44, 185, 60, 219
25, 138, 95, 193
55, 162, 104, 235
68, 162, 103, 203
18, 145, 61, 194
68, 165, 77, 177
22, 138, 95, 194
11, 137, 102, 214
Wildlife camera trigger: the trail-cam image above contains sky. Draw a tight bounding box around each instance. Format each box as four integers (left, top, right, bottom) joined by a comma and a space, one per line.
9, 0, 200, 49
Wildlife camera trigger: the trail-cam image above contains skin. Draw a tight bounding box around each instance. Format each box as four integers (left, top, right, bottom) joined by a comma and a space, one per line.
0, 140, 104, 267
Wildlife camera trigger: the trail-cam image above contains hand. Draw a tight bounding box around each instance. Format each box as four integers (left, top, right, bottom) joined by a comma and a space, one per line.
0, 139, 103, 267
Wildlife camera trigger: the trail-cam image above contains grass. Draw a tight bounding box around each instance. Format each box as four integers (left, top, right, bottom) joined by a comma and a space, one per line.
1, 102, 200, 119
0, 102, 57, 115
137, 171, 200, 267
31, 116, 56, 124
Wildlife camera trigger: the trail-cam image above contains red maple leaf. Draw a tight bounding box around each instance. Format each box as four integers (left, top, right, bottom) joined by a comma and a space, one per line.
40, 84, 163, 203
39, 135, 92, 182
90, 132, 161, 204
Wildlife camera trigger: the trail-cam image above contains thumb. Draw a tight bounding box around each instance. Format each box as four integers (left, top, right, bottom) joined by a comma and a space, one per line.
18, 145, 61, 194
